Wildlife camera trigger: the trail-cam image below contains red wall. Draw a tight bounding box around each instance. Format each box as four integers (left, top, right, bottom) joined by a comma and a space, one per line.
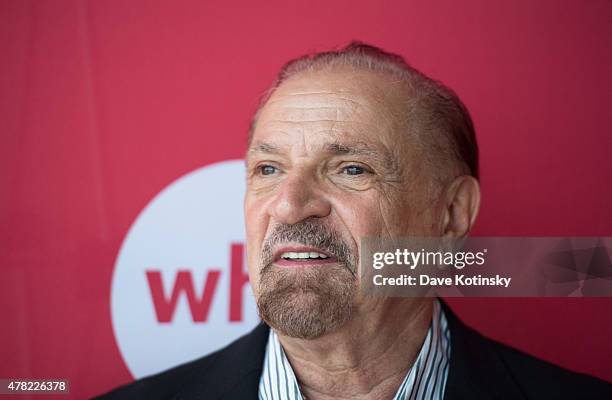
1, 0, 611, 398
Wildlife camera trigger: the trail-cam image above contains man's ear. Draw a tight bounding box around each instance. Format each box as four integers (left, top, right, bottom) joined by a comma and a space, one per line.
439, 175, 480, 239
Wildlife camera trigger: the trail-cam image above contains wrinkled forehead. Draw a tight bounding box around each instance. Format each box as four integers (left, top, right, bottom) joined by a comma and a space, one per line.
252, 68, 407, 149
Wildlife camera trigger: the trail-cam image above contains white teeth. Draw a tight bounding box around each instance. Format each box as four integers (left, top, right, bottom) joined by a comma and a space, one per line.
280, 251, 329, 260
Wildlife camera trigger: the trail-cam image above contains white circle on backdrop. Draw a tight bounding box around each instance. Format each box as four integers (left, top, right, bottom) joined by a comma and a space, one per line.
111, 159, 260, 378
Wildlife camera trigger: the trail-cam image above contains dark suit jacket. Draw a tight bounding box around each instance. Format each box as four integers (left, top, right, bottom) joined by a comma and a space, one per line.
97, 303, 612, 399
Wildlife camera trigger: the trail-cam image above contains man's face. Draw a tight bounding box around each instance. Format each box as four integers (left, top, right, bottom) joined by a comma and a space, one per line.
244, 67, 439, 339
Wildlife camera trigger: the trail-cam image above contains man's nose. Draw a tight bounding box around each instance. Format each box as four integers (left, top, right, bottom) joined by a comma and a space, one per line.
267, 171, 332, 225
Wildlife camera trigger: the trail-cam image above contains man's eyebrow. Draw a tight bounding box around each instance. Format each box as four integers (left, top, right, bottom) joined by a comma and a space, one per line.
325, 142, 396, 170
247, 142, 280, 155
325, 142, 379, 156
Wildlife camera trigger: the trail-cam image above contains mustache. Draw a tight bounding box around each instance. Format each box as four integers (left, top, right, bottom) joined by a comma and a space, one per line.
260, 219, 356, 274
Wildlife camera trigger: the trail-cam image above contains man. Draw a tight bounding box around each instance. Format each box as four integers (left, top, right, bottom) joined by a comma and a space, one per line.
98, 42, 612, 399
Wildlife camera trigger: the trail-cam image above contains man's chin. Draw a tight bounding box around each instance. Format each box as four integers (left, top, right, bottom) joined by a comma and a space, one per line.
257, 290, 354, 340
256, 261, 357, 339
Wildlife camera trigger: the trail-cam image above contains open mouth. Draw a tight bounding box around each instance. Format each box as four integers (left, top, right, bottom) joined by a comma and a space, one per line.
273, 246, 338, 267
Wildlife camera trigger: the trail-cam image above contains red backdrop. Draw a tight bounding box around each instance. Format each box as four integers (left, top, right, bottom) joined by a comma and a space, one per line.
1, 0, 611, 398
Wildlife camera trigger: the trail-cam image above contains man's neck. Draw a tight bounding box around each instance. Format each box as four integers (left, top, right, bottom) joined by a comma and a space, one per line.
276, 298, 434, 400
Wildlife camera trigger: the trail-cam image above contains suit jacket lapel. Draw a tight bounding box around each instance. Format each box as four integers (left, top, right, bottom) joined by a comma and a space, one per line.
441, 301, 526, 400
174, 322, 270, 400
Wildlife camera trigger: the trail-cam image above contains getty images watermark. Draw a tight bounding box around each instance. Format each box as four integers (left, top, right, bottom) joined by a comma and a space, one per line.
360, 237, 612, 297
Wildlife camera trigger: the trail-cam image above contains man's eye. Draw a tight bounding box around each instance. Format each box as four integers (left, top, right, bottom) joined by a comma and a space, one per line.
343, 165, 365, 175
259, 165, 278, 175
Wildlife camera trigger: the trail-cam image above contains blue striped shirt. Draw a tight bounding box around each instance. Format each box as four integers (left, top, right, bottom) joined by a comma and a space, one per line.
258, 300, 451, 400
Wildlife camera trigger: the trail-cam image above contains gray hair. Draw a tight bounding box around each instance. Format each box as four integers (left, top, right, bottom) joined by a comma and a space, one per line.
248, 41, 479, 181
